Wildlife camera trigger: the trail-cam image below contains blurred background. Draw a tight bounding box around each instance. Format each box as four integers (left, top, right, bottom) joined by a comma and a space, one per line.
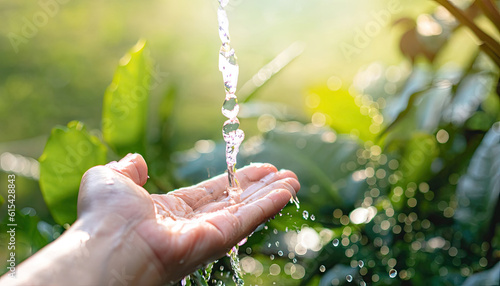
1, 0, 499, 285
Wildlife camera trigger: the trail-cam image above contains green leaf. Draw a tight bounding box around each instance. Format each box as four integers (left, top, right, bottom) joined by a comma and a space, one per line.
383, 67, 432, 124
454, 122, 500, 241
102, 40, 151, 157
39, 121, 107, 225
444, 71, 496, 126
307, 87, 381, 142
0, 194, 4, 207
381, 79, 452, 145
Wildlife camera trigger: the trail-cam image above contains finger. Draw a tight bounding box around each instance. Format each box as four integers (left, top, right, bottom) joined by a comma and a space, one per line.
170, 163, 280, 209
240, 169, 299, 201
203, 185, 297, 246
242, 177, 300, 204
191, 174, 299, 214
106, 153, 148, 186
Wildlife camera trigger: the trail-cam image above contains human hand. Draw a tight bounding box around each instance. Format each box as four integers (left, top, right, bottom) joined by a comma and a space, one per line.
77, 153, 300, 284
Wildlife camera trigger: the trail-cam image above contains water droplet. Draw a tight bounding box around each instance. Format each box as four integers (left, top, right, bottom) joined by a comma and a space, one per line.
346, 275, 353, 282
238, 237, 247, 246
302, 210, 309, 220
219, 0, 229, 8
222, 118, 240, 134
270, 254, 275, 260
221, 94, 239, 118
310, 214, 315, 221
275, 241, 280, 247
222, 118, 244, 166
319, 265, 326, 272
289, 195, 300, 209
217, 8, 230, 43
358, 260, 364, 268
278, 250, 283, 256
285, 227, 289, 232
360, 281, 366, 286
332, 238, 340, 247
389, 269, 397, 278
292, 258, 297, 263
268, 243, 272, 248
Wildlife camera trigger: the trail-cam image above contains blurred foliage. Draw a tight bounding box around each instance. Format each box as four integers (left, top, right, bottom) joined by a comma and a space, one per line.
102, 40, 151, 157
179, 1, 500, 285
1, 0, 500, 285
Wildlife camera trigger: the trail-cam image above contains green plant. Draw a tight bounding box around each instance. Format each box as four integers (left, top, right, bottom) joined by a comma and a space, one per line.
2, 1, 499, 284
177, 1, 500, 285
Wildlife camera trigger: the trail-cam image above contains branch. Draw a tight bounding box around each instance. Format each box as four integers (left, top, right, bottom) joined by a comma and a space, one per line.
477, 0, 500, 32
434, 0, 500, 64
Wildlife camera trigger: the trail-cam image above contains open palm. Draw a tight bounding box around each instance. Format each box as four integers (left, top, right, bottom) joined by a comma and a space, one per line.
77, 153, 300, 284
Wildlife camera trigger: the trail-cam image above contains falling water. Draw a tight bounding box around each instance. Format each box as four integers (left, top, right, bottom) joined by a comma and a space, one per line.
217, 0, 244, 191
217, 1, 244, 285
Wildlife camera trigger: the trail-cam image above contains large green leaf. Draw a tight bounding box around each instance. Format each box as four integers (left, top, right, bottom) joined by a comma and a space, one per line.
102, 40, 151, 157
454, 122, 500, 241
39, 121, 107, 225
177, 125, 368, 209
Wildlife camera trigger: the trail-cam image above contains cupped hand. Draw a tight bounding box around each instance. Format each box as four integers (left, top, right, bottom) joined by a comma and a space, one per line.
78, 153, 300, 284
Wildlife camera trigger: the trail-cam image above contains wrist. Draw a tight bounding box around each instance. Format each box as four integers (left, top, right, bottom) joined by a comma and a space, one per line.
72, 213, 166, 286
1, 213, 165, 286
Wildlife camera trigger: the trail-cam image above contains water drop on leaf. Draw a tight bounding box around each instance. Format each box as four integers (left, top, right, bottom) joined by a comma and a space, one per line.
302, 210, 309, 220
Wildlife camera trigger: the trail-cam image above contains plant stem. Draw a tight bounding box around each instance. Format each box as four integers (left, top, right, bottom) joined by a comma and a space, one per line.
434, 0, 500, 65
477, 0, 500, 32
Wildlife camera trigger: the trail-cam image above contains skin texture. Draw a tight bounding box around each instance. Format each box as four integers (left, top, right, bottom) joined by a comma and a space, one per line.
0, 154, 300, 285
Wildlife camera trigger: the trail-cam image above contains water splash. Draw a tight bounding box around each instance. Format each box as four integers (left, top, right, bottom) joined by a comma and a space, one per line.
217, 0, 244, 190
228, 245, 244, 286
290, 196, 300, 209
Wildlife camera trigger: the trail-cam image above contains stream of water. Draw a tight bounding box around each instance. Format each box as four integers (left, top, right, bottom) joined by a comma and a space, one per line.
218, 0, 244, 191
217, 0, 245, 284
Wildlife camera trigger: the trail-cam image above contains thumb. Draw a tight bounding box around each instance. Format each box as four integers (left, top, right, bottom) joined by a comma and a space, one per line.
105, 153, 149, 186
